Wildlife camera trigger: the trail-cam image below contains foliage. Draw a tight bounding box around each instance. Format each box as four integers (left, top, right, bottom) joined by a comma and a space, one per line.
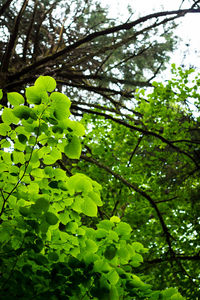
0, 76, 186, 299
1, 0, 200, 298
76, 65, 200, 298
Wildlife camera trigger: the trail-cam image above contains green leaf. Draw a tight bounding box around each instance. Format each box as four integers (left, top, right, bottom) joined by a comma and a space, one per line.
117, 245, 130, 261
59, 212, 70, 225
0, 228, 10, 242
104, 244, 117, 260
43, 147, 61, 165
48, 181, 59, 189
45, 212, 59, 225
162, 288, 183, 299
18, 134, 28, 144
130, 253, 143, 267
35, 76, 56, 92
7, 92, 24, 105
107, 269, 119, 285
132, 242, 144, 252
48, 252, 59, 262
107, 230, 119, 242
68, 174, 93, 194
171, 294, 185, 300
64, 119, 85, 136
93, 259, 112, 273
130, 274, 145, 288
12, 151, 25, 164
0, 123, 11, 136
0, 89, 3, 100
64, 135, 81, 159
13, 106, 37, 120
88, 191, 102, 206
115, 222, 132, 236
98, 220, 114, 231
2, 107, 19, 124
34, 198, 49, 212
110, 216, 120, 223
50, 92, 71, 120
85, 239, 98, 253
81, 197, 97, 217
19, 206, 30, 217
26, 86, 48, 105
34, 254, 48, 266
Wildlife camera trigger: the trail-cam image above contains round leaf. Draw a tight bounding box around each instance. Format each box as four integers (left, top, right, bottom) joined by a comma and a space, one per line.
45, 212, 58, 225
0, 123, 11, 136
35, 198, 49, 212
26, 86, 48, 105
35, 76, 56, 92
110, 216, 121, 223
7, 92, 24, 105
81, 197, 97, 217
115, 222, 132, 236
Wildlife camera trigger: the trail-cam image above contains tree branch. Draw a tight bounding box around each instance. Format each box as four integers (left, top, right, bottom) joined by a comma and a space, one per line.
8, 8, 200, 79
74, 105, 199, 168
1, 0, 29, 72
81, 153, 173, 253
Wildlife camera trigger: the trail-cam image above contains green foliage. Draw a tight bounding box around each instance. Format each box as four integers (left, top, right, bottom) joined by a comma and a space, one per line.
0, 76, 185, 299
75, 66, 200, 298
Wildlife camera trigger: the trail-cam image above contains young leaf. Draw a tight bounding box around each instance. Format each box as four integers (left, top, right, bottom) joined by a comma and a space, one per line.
97, 220, 114, 231
115, 222, 132, 236
35, 76, 56, 92
12, 151, 25, 164
2, 107, 19, 124
50, 92, 71, 120
88, 191, 103, 206
7, 92, 24, 105
64, 135, 81, 159
110, 216, 120, 223
81, 197, 97, 217
26, 86, 48, 105
0, 123, 11, 136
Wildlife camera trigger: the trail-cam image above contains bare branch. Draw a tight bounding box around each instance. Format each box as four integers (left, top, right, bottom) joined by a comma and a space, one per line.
1, 0, 29, 72
9, 8, 200, 79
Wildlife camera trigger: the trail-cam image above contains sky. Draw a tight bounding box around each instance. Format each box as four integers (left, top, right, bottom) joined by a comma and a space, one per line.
100, 0, 200, 74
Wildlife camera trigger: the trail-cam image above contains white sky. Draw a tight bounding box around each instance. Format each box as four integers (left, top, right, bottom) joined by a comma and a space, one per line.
101, 0, 200, 74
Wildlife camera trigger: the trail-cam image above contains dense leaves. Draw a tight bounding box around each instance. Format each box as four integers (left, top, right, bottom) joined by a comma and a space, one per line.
77, 66, 200, 298
0, 77, 186, 299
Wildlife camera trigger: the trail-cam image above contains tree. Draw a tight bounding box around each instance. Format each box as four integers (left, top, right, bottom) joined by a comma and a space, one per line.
1, 0, 200, 98
0, 76, 185, 299
1, 0, 200, 297
76, 65, 200, 298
